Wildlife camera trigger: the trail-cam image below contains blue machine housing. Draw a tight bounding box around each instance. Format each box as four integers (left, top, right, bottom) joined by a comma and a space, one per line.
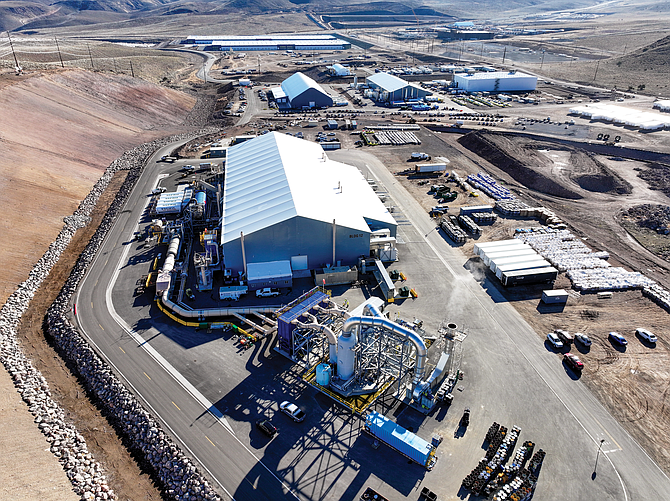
364, 411, 436, 469
277, 290, 329, 356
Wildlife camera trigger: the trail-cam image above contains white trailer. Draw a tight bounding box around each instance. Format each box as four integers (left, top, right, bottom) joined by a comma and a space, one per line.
219, 286, 248, 301
495, 259, 551, 280
490, 254, 546, 273
481, 248, 537, 267
415, 162, 448, 173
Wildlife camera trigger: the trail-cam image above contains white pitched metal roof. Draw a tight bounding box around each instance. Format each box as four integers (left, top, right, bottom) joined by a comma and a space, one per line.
281, 72, 328, 102
269, 85, 286, 99
367, 72, 409, 92
221, 132, 395, 244
458, 71, 535, 80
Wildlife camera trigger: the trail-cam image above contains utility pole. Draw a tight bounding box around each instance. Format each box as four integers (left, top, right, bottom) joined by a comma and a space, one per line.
593, 55, 601, 83
540, 50, 545, 70
113, 58, 118, 73
87, 44, 94, 69
7, 31, 20, 71
593, 439, 605, 475
54, 37, 65, 68
129, 59, 135, 78
502, 46, 507, 65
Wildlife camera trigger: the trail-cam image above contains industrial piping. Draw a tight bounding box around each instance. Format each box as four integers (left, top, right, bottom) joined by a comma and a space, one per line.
160, 289, 275, 318
290, 313, 339, 364
340, 303, 427, 398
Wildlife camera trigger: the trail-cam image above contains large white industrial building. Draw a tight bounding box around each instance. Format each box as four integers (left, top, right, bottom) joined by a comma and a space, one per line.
453, 71, 537, 93
183, 34, 351, 51
220, 132, 397, 276
270, 72, 333, 109
366, 72, 432, 103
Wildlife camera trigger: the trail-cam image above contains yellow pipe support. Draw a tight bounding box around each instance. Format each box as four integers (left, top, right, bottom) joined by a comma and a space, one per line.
155, 301, 253, 336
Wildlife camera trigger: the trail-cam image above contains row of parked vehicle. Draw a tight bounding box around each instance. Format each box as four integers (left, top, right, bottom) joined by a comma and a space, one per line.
255, 400, 306, 438
546, 327, 658, 372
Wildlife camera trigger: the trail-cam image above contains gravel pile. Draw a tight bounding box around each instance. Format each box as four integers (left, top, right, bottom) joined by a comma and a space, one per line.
1, 127, 223, 501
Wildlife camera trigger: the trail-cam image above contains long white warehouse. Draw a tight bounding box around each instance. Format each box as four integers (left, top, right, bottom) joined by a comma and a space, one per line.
453, 71, 537, 93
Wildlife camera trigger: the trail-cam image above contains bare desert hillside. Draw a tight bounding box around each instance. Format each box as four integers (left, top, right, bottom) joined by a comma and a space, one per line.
0, 68, 195, 305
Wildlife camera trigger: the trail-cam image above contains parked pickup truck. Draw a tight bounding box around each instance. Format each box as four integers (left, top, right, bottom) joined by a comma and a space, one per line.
256, 287, 280, 298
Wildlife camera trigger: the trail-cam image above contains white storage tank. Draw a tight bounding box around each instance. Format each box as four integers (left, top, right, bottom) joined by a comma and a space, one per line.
316, 363, 332, 386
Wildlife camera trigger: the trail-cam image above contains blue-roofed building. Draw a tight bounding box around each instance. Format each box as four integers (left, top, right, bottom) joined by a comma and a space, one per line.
366, 72, 432, 103
269, 72, 333, 109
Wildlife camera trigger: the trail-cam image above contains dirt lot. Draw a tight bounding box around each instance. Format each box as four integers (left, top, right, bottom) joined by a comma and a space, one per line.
377, 126, 670, 474
13, 171, 163, 501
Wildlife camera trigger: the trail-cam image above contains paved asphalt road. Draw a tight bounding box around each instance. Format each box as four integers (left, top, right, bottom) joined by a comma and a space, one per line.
73, 139, 670, 501
75, 145, 298, 501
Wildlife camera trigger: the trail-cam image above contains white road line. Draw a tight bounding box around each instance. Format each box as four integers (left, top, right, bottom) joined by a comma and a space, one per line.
89, 173, 299, 500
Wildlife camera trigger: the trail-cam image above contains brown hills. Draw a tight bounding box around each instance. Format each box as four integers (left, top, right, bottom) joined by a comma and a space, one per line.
0, 68, 195, 305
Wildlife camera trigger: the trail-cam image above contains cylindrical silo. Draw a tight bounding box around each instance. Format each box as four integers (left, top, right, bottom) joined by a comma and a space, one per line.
337, 329, 357, 381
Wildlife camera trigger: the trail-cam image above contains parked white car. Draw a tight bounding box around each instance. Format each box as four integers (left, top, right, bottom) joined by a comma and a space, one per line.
546, 332, 564, 349
279, 401, 305, 422
635, 328, 657, 343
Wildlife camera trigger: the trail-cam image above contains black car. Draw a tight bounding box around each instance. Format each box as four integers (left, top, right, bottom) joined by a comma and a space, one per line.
460, 408, 470, 428
256, 419, 277, 438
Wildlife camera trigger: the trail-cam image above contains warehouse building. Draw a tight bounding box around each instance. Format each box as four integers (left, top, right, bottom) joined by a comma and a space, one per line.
221, 132, 397, 277
436, 29, 495, 40
328, 63, 351, 76
183, 34, 351, 51
269, 72, 333, 109
366, 72, 432, 103
453, 71, 537, 93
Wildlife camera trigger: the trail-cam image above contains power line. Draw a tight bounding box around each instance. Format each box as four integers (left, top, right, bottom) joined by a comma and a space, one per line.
54, 37, 64, 68
6, 31, 20, 70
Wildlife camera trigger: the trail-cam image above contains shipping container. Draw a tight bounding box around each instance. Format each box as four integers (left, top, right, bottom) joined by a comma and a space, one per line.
473, 239, 520, 255
415, 163, 448, 173
481, 247, 535, 266
476, 242, 530, 258
495, 259, 551, 280
501, 267, 558, 287
542, 289, 569, 304
459, 205, 494, 216
364, 411, 436, 469
490, 253, 543, 273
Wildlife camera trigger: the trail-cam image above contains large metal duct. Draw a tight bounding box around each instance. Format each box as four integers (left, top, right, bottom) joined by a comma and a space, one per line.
159, 289, 275, 318
290, 312, 338, 364
313, 301, 350, 319
339, 303, 427, 398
